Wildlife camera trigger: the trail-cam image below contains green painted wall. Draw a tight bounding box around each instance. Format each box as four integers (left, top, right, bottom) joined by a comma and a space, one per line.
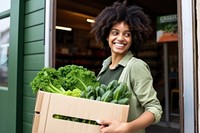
1, 0, 46, 132
22, 0, 45, 132
0, 0, 46, 132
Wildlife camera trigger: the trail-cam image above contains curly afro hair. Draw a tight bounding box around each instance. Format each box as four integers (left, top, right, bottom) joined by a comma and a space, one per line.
91, 0, 153, 53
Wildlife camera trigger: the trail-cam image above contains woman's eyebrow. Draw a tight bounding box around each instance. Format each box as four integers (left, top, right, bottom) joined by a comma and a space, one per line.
111, 28, 131, 32
110, 28, 118, 31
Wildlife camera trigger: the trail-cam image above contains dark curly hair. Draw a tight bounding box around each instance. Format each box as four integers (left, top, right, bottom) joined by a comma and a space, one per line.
91, 0, 152, 53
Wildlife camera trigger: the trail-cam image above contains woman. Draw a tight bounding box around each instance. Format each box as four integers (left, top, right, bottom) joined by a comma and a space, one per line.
91, 1, 162, 133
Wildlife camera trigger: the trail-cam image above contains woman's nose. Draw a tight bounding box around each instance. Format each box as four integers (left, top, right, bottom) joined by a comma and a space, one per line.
117, 33, 125, 41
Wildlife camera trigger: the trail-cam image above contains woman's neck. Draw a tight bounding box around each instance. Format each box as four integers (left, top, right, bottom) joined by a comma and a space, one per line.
109, 53, 124, 69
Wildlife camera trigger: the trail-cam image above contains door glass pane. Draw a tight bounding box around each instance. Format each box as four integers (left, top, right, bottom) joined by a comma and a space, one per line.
0, 0, 11, 13
0, 17, 10, 88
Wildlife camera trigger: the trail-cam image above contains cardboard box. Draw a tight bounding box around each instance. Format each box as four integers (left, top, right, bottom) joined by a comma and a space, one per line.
32, 90, 129, 133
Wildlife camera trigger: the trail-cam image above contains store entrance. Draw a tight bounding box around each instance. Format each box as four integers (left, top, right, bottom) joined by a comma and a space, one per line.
55, 0, 180, 132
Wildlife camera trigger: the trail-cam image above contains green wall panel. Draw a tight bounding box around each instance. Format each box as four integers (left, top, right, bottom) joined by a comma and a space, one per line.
24, 41, 44, 54
23, 112, 34, 124
23, 97, 36, 113
23, 122, 32, 133
25, 0, 44, 14
25, 9, 44, 28
22, 0, 46, 132
24, 25, 44, 42
24, 54, 44, 70
23, 84, 36, 98
24, 71, 42, 84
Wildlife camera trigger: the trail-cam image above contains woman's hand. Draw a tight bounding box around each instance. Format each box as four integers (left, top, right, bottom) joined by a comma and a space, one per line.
96, 120, 131, 133
96, 111, 155, 133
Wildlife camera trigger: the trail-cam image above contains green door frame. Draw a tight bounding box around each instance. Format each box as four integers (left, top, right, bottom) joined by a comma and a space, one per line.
0, 0, 25, 132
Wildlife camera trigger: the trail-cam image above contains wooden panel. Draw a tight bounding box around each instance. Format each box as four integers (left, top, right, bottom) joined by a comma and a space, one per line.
23, 97, 36, 113
24, 71, 42, 84
24, 41, 44, 54
22, 0, 45, 133
23, 84, 36, 98
23, 112, 34, 124
24, 54, 44, 70
25, 0, 44, 14
23, 122, 32, 133
25, 9, 44, 28
24, 25, 44, 42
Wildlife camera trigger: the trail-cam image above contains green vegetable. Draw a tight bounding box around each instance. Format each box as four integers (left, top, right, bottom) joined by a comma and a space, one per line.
101, 90, 113, 102
58, 65, 100, 91
95, 86, 100, 98
99, 86, 106, 97
110, 99, 118, 104
89, 96, 95, 100
100, 84, 107, 90
113, 82, 128, 100
64, 90, 73, 96
99, 81, 132, 105
72, 88, 82, 97
30, 67, 66, 94
30, 65, 132, 107
96, 96, 101, 101
106, 80, 119, 91
64, 88, 83, 97
117, 98, 130, 105
80, 91, 86, 98
30, 65, 100, 99
85, 86, 96, 99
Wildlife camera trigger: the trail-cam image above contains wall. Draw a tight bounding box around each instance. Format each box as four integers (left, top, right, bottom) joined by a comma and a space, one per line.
22, 0, 45, 132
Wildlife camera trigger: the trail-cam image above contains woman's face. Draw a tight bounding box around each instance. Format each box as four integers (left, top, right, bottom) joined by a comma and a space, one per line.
107, 21, 132, 56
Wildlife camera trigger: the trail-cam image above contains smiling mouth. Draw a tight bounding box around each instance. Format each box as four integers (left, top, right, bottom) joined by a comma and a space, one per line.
114, 43, 125, 47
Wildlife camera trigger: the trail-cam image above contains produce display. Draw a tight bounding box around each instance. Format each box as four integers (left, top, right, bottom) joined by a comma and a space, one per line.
30, 65, 132, 124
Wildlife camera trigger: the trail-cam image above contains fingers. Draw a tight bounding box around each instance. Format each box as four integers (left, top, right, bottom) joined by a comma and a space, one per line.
96, 120, 110, 127
96, 120, 102, 124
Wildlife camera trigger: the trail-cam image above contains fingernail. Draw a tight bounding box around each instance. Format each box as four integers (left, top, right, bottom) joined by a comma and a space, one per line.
96, 120, 101, 124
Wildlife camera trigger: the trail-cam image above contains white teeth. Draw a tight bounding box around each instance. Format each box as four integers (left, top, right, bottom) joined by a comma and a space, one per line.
114, 43, 124, 47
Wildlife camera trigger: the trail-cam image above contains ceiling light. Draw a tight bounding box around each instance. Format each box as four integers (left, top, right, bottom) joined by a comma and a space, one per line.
86, 19, 95, 23
56, 26, 72, 31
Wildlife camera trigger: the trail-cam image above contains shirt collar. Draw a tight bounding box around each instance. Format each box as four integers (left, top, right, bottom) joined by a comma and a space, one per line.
98, 51, 133, 78
102, 50, 133, 68
118, 51, 133, 67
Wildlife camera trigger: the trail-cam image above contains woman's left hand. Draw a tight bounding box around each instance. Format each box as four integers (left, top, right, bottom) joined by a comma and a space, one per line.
96, 120, 131, 133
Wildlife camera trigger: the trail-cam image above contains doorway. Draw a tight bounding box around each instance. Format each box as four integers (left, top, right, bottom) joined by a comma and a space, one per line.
54, 0, 180, 131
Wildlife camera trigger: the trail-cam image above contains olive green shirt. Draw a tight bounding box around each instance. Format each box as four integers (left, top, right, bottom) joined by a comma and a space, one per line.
97, 51, 162, 133
98, 65, 124, 85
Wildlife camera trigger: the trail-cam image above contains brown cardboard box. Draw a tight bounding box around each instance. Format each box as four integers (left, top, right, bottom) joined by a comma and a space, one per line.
32, 90, 129, 133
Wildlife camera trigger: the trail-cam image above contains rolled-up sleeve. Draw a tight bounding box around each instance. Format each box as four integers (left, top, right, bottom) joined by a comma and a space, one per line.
131, 60, 163, 124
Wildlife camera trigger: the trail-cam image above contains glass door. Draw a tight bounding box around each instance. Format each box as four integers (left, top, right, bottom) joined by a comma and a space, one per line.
0, 0, 11, 132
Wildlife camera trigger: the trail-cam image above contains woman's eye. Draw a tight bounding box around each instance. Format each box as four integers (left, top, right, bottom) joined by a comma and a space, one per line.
111, 31, 118, 35
124, 32, 131, 37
